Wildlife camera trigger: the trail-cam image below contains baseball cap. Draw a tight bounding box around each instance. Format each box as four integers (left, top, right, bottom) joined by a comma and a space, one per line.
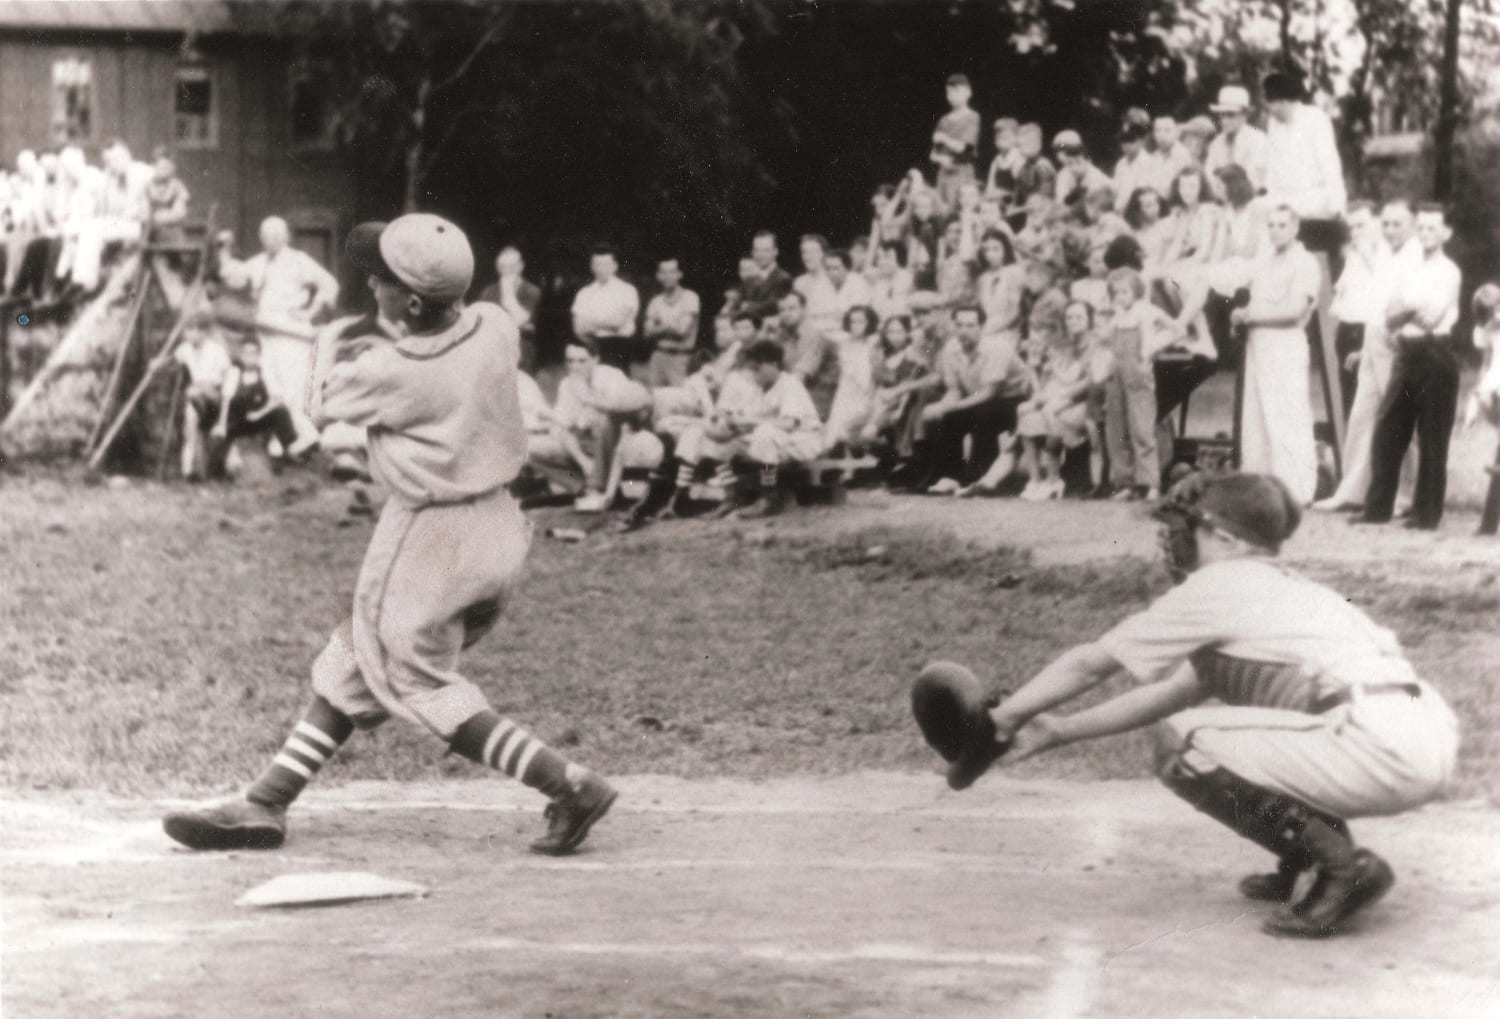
1211, 85, 1252, 114
1052, 129, 1084, 154
1186, 472, 1302, 550
345, 213, 475, 302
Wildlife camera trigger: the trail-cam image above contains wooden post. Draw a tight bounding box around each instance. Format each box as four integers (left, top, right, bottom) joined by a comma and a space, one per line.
158, 366, 186, 481
85, 261, 156, 454
0, 302, 11, 423
1479, 444, 1500, 537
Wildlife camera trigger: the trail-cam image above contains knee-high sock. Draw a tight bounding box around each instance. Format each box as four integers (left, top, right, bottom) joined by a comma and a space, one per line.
247, 696, 355, 808
450, 710, 580, 799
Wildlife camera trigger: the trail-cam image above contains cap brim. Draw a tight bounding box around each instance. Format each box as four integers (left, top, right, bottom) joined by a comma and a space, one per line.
345, 221, 398, 283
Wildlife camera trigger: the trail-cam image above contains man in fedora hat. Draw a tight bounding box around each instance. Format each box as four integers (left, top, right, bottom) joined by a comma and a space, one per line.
1204, 85, 1268, 199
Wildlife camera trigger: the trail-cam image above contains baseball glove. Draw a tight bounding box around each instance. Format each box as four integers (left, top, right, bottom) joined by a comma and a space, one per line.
911, 661, 1010, 791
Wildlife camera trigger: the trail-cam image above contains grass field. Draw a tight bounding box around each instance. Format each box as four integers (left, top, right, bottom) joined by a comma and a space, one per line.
1, 472, 1496, 802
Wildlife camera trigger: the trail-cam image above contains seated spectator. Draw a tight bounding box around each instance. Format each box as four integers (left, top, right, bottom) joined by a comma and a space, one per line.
794, 233, 839, 337
1102, 267, 1178, 500
861, 313, 940, 468
1053, 130, 1109, 208
823, 247, 874, 322
1012, 123, 1057, 211
209, 337, 318, 473
570, 244, 642, 376
642, 256, 701, 388
144, 146, 190, 245
478, 246, 541, 373
169, 310, 233, 480
652, 315, 751, 444
531, 337, 652, 513
912, 304, 1028, 493
1016, 297, 1091, 500
870, 242, 915, 322
671, 339, 822, 519
1144, 116, 1194, 197
1111, 122, 1153, 214
985, 117, 1023, 205
1123, 186, 1174, 270
769, 287, 839, 422
1070, 240, 1114, 321
823, 305, 880, 453
848, 235, 874, 283
935, 217, 978, 306
905, 186, 947, 290
741, 230, 794, 321
974, 229, 1025, 337
1179, 115, 1217, 165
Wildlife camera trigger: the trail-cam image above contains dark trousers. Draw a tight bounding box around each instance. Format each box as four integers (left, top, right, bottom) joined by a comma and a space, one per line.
1334, 323, 1365, 417
595, 335, 653, 378
921, 395, 1021, 485
1364, 340, 1459, 527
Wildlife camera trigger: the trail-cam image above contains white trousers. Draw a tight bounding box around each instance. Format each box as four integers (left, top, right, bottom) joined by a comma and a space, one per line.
1240, 327, 1318, 504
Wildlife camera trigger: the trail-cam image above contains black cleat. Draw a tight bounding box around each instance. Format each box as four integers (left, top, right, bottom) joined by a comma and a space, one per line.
529, 773, 618, 856
1262, 849, 1395, 938
162, 799, 287, 851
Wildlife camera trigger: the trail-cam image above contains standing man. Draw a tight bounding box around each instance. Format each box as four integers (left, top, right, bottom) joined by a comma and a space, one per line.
1315, 200, 1422, 512
219, 215, 340, 444
570, 243, 642, 377
1204, 86, 1268, 199
1358, 205, 1462, 530
641, 256, 701, 388
163, 215, 618, 856
1232, 204, 1321, 505
930, 73, 981, 209
478, 246, 541, 373
740, 230, 794, 323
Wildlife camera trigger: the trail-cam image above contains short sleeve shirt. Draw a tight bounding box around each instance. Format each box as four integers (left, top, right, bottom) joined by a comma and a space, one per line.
644, 288, 701, 344
175, 338, 232, 388
939, 336, 1014, 398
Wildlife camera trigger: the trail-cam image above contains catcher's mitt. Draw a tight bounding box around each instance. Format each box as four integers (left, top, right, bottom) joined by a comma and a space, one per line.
1151, 469, 1212, 584
911, 661, 1009, 791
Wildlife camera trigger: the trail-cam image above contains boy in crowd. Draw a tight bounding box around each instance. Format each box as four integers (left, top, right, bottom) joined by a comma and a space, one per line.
168, 310, 233, 480
209, 336, 317, 472
1012, 124, 1057, 211
930, 73, 981, 208
985, 117, 1023, 205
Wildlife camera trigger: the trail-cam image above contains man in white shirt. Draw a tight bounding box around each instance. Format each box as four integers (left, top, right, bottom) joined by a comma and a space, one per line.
1232, 204, 1322, 505
1143, 117, 1195, 198
170, 312, 234, 480
1315, 200, 1423, 512
1204, 86, 1268, 199
1111, 123, 1154, 214
1262, 72, 1346, 249
219, 216, 340, 443
570, 244, 642, 377
1357, 204, 1463, 530
822, 248, 873, 321
641, 256, 700, 388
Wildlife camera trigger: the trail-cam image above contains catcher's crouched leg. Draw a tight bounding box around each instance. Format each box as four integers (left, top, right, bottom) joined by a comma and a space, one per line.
911, 661, 1010, 791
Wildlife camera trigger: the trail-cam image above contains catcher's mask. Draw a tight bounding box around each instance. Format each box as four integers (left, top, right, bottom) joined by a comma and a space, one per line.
1151, 471, 1301, 582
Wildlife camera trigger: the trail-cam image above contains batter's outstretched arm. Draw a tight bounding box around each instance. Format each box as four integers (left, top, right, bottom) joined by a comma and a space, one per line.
989, 641, 1121, 739
1008, 669, 1204, 762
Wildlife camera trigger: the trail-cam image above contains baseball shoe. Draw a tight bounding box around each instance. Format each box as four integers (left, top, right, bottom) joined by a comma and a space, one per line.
1238, 860, 1305, 903
162, 798, 286, 851
1261, 849, 1395, 938
529, 772, 619, 856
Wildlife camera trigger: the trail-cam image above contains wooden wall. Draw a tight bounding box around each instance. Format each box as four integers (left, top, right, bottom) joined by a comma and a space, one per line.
0, 31, 351, 277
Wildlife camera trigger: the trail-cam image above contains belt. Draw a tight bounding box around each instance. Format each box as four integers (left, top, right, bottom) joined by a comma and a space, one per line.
1397, 333, 1451, 347
1314, 682, 1422, 713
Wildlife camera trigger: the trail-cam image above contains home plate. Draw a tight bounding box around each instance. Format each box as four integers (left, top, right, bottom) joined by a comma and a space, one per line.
236, 871, 429, 909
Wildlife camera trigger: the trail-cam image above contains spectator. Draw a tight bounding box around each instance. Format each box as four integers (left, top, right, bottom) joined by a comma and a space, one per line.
740, 230, 794, 321
219, 215, 339, 445
822, 247, 874, 322
935, 218, 978, 307
1102, 267, 1178, 500
98, 138, 152, 237
975, 229, 1025, 337
1070, 239, 1114, 321
1358, 204, 1462, 530
1326, 201, 1381, 416
823, 304, 880, 453
1053, 130, 1110, 208
1315, 200, 1422, 512
143, 146, 190, 245
168, 309, 233, 480
1076, 184, 1130, 252
862, 313, 938, 468
209, 336, 317, 471
915, 304, 1027, 493
1205, 164, 1270, 306
1016, 297, 1090, 500
1232, 204, 1322, 505
641, 256, 701, 388
1144, 116, 1194, 198
985, 117, 1023, 205
930, 73, 981, 208
870, 242, 915, 322
1204, 86, 1268, 198
906, 185, 947, 289
1123, 186, 1174, 271
673, 339, 822, 519
794, 233, 839, 337
719, 254, 759, 321
1465, 284, 1500, 437
1178, 116, 1217, 165
536, 336, 652, 513
1262, 72, 1346, 251
1012, 123, 1058, 210
570, 243, 642, 376
478, 246, 541, 373
1111, 123, 1153, 214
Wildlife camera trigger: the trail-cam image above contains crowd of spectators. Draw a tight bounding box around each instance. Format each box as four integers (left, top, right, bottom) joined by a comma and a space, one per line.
511, 69, 1488, 531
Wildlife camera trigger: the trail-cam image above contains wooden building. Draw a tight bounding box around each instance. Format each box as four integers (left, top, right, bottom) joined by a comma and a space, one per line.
0, 0, 351, 272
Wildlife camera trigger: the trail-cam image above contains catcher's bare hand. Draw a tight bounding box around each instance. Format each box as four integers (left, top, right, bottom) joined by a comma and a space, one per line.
1007, 713, 1064, 762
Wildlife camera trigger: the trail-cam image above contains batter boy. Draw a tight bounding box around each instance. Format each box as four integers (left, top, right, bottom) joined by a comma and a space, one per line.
164, 215, 618, 856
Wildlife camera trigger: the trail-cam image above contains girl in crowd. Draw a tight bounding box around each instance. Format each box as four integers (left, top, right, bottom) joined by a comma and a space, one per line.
1016, 298, 1092, 500
974, 229, 1026, 337
1065, 298, 1114, 495
823, 305, 881, 454
1102, 267, 1179, 501
936, 217, 978, 306
1123, 186, 1174, 272
862, 314, 939, 470
870, 242, 915, 322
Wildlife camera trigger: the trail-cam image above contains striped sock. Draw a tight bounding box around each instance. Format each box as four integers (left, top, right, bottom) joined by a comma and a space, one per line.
758, 463, 777, 491
709, 461, 735, 488
451, 710, 575, 799
247, 697, 354, 808
675, 460, 695, 489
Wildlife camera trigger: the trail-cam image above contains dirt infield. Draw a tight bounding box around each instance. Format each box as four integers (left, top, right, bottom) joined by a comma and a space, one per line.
6, 775, 1498, 1019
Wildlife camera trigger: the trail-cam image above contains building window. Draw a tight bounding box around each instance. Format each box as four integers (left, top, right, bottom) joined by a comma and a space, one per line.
174, 65, 218, 150
50, 57, 94, 144
289, 61, 339, 151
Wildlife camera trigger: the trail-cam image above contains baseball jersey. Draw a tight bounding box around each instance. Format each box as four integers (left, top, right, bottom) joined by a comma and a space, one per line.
1098, 558, 1417, 708
717, 371, 820, 434
318, 302, 526, 506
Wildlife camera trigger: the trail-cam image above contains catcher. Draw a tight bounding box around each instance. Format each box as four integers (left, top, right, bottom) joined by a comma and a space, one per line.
912, 472, 1458, 938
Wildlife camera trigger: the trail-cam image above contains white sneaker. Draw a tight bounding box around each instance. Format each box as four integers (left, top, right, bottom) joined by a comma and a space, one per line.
1047, 479, 1066, 500
1019, 481, 1044, 502
574, 492, 608, 513
926, 477, 962, 495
